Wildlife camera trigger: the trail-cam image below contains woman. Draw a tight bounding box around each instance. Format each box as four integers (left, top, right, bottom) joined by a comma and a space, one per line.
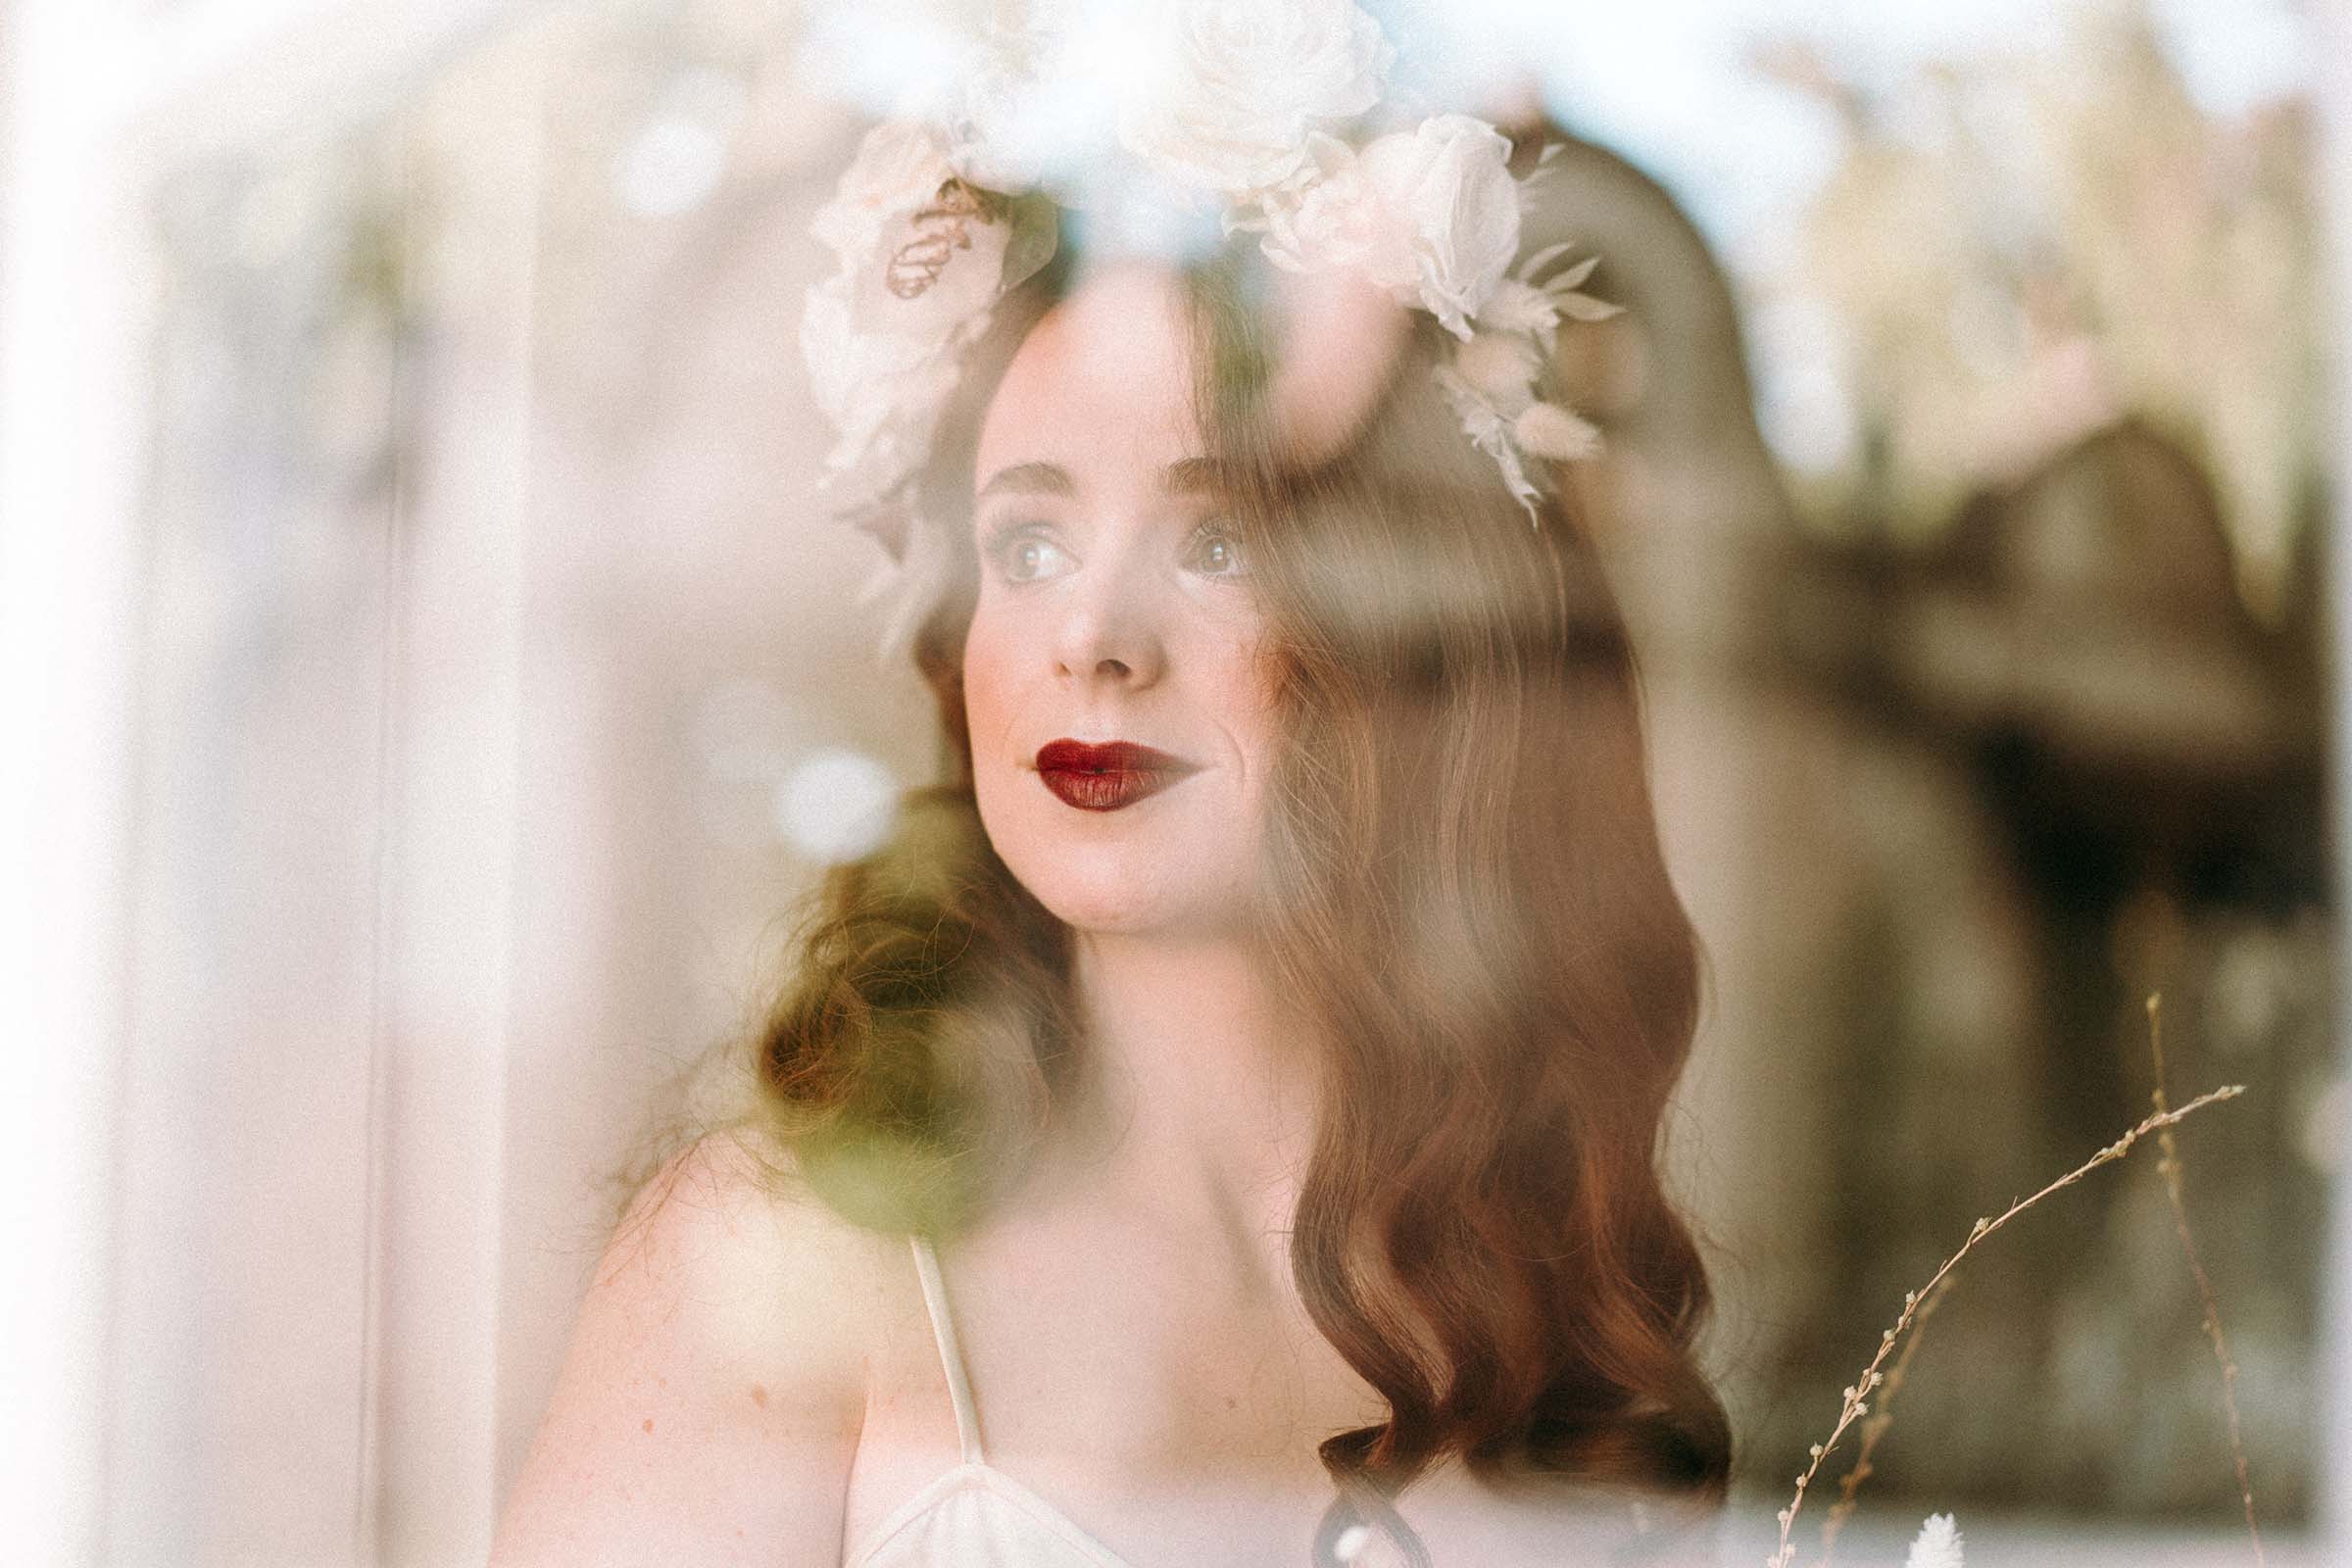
491, 40, 1731, 1567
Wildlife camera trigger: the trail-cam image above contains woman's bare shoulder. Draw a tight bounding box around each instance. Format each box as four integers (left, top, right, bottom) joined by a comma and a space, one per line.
489, 1126, 912, 1567
596, 1124, 906, 1352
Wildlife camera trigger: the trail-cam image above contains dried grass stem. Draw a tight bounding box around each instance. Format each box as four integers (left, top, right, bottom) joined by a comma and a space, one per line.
2145, 995, 2264, 1567
1763, 1080, 2245, 1568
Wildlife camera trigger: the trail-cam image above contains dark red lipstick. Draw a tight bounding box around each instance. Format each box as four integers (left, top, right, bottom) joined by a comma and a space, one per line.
1034, 739, 1199, 811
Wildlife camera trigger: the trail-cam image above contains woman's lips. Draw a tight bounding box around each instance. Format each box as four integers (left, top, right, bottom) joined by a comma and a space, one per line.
1033, 738, 1200, 812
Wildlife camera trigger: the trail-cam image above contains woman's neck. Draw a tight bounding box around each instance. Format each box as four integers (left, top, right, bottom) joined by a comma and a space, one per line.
1045, 928, 1322, 1272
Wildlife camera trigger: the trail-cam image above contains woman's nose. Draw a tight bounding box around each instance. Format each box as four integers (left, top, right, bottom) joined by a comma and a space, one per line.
1050, 544, 1164, 688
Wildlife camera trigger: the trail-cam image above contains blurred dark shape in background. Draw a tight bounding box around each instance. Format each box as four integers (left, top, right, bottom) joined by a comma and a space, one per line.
1502, 3, 2332, 1526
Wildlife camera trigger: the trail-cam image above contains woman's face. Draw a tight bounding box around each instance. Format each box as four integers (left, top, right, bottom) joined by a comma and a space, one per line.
962, 265, 1279, 942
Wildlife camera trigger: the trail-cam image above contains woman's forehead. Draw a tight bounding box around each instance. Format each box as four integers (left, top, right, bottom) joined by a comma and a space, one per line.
975, 264, 1204, 480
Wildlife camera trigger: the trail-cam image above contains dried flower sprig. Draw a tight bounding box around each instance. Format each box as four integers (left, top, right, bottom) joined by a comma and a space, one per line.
2144, 993, 2265, 1567
1816, 1275, 1951, 1567
1763, 1081, 2246, 1568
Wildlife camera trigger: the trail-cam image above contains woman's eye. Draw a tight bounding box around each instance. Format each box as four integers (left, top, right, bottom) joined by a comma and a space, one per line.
1191, 526, 1250, 579
991, 529, 1070, 583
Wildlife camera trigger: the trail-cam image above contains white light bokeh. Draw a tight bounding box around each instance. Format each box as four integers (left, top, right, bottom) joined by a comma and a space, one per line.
612, 67, 748, 218
775, 746, 902, 862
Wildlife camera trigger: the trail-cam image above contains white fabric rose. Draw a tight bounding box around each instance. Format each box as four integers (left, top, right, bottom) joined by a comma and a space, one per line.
800, 213, 1006, 512
801, 277, 965, 512
804, 113, 1062, 510
1355, 115, 1523, 337
810, 119, 1016, 339
947, 1, 1119, 197
1117, 0, 1393, 197
812, 121, 961, 268
1259, 132, 1419, 289
1260, 116, 1523, 338
801, 188, 1036, 510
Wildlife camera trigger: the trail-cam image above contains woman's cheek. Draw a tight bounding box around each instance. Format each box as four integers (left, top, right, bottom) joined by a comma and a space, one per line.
1222, 634, 1283, 794
961, 619, 1014, 762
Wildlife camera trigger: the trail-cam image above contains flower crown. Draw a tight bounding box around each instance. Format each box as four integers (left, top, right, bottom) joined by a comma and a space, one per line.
801, 0, 1620, 653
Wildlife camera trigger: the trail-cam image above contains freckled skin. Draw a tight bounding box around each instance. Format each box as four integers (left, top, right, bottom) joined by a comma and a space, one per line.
751, 1385, 768, 1408
487, 1133, 881, 1568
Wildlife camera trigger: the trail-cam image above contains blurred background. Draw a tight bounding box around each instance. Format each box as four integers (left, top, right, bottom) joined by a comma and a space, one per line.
2, 0, 2347, 1564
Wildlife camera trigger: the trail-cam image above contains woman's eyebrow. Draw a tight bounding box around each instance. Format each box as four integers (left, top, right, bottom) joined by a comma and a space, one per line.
1160, 456, 1235, 496
976, 461, 1075, 501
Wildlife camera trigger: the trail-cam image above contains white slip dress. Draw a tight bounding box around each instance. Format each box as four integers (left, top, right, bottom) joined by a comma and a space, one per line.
843, 1235, 1146, 1568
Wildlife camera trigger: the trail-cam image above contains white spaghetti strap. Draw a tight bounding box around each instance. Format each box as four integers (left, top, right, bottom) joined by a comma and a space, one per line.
908, 1234, 987, 1465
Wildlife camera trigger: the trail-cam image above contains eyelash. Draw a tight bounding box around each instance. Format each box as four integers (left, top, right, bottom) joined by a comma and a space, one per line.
982, 519, 1250, 583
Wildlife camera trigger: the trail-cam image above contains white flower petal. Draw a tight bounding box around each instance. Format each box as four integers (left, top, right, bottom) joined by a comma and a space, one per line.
1547, 254, 1600, 291
1554, 290, 1623, 322
1516, 239, 1580, 281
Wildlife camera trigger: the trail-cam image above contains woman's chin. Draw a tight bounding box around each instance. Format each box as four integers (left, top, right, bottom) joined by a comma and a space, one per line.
983, 804, 1257, 940
1035, 888, 1210, 939
1018, 867, 1254, 944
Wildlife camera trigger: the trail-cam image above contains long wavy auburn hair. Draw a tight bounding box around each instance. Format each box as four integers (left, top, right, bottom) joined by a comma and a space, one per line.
750, 200, 1732, 1557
